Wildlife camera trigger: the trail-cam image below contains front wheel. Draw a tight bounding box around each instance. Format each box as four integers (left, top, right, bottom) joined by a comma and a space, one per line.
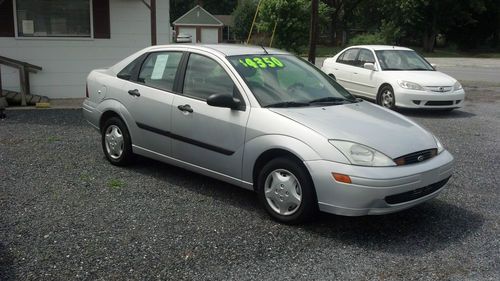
377, 85, 396, 110
257, 157, 317, 224
101, 117, 133, 166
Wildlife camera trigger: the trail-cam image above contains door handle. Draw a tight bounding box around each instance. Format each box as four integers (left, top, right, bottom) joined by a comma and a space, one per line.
177, 104, 193, 113
128, 89, 140, 97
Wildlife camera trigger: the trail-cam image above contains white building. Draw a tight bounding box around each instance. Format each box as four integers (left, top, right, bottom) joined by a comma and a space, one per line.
0, 0, 170, 99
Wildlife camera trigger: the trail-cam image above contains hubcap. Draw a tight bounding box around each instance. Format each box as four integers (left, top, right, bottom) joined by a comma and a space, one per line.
381, 89, 394, 108
105, 125, 124, 160
264, 169, 302, 216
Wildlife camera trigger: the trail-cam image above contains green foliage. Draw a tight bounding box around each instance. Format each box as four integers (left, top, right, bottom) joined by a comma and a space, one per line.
232, 0, 259, 41
108, 179, 124, 189
349, 33, 385, 45
256, 0, 331, 53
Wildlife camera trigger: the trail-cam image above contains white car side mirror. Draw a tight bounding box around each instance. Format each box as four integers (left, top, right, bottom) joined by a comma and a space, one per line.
431, 63, 438, 70
363, 62, 376, 71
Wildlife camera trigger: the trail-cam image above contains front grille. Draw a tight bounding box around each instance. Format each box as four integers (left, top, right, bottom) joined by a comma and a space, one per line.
425, 101, 454, 106
425, 86, 453, 93
385, 176, 451, 204
394, 149, 437, 166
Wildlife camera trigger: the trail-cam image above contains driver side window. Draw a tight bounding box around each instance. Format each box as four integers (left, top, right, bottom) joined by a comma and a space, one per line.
183, 53, 235, 101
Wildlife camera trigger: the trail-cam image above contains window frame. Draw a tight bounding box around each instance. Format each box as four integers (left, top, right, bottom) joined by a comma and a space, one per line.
13, 0, 94, 40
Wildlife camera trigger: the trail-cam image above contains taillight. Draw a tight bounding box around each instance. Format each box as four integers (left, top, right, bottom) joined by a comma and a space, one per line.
86, 83, 89, 98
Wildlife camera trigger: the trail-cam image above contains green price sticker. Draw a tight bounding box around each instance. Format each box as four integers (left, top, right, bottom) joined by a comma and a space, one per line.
239, 57, 284, 69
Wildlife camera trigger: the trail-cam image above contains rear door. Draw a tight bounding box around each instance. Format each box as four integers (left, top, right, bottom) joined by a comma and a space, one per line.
120, 51, 184, 156
170, 52, 250, 179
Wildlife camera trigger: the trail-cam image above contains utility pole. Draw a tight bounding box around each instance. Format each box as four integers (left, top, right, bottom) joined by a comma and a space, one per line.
308, 0, 318, 64
141, 0, 157, 45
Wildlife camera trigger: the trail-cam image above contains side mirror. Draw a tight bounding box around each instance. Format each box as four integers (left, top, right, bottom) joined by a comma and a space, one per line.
431, 63, 438, 70
363, 62, 376, 71
207, 93, 242, 110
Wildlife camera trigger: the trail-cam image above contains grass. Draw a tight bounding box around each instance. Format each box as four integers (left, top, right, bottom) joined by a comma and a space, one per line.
46, 136, 62, 143
107, 179, 125, 189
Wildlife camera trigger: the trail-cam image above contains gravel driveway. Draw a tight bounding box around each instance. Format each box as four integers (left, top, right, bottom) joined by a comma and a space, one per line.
1, 86, 499, 280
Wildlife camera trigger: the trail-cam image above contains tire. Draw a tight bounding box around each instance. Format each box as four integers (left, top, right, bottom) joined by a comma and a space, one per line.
101, 117, 133, 166
257, 157, 317, 224
377, 85, 396, 110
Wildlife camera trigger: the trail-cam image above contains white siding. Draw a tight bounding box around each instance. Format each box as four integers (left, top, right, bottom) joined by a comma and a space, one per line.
0, 0, 170, 98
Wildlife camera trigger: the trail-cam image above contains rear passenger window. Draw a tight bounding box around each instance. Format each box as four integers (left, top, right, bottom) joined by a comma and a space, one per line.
182, 53, 235, 100
138, 52, 182, 92
117, 55, 144, 80
337, 49, 359, 66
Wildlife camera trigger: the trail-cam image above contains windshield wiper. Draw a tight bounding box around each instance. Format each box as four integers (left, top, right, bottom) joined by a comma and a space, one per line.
307, 96, 353, 105
264, 101, 310, 108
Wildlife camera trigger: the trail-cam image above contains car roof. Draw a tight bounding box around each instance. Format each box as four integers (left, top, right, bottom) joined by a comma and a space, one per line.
149, 43, 291, 57
350, 45, 414, 51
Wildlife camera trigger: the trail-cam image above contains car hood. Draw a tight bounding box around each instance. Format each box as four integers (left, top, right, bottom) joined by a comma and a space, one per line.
269, 102, 437, 159
387, 70, 456, 86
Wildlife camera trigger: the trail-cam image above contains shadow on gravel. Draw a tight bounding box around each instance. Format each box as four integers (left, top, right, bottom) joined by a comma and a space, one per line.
398, 108, 476, 119
128, 156, 261, 213
0, 242, 15, 281
302, 199, 484, 255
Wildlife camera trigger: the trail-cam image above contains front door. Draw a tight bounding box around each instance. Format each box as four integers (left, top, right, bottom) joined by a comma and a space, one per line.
170, 53, 249, 179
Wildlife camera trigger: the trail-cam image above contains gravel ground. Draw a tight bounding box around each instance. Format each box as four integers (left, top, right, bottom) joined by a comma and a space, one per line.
1, 86, 499, 280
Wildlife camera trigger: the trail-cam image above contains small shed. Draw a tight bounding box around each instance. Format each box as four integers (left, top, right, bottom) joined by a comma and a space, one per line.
173, 5, 223, 43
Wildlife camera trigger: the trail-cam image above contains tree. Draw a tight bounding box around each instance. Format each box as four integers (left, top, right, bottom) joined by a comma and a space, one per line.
232, 0, 259, 41
257, 0, 331, 52
308, 0, 319, 63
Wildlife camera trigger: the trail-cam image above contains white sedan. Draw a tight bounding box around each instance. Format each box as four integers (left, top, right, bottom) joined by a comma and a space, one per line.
321, 45, 465, 110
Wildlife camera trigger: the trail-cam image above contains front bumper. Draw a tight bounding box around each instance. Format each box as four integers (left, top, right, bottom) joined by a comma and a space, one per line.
395, 88, 465, 109
305, 150, 454, 216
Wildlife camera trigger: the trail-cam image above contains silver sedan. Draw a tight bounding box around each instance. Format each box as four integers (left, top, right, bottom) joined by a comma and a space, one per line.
83, 44, 454, 224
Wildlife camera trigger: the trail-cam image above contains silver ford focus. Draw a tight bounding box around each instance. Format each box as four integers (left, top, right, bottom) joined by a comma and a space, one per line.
83, 44, 454, 224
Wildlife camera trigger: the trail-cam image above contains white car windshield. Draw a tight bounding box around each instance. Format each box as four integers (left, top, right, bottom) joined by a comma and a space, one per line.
228, 55, 356, 108
375, 50, 434, 71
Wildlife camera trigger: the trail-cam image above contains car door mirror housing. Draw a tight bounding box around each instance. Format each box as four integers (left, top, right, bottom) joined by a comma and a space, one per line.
207, 93, 243, 110
363, 62, 376, 71
431, 63, 438, 70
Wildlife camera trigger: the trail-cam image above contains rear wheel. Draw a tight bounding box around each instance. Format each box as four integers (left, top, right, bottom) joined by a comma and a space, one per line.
378, 85, 396, 110
257, 157, 317, 224
101, 117, 133, 166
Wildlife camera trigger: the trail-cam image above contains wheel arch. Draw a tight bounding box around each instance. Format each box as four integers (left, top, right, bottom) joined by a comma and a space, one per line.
252, 148, 305, 191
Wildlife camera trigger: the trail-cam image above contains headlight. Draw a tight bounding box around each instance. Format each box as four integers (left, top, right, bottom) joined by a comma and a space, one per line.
398, 80, 424, 91
434, 135, 444, 154
329, 140, 396, 167
453, 81, 463, 91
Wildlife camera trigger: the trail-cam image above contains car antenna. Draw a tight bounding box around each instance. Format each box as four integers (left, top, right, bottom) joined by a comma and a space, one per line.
259, 44, 269, 54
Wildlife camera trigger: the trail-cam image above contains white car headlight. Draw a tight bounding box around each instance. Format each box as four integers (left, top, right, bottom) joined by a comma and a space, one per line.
433, 135, 444, 154
329, 140, 396, 167
453, 81, 463, 91
398, 80, 424, 91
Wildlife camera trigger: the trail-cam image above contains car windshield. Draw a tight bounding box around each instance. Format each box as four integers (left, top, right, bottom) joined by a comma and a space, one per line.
375, 50, 434, 71
227, 54, 356, 107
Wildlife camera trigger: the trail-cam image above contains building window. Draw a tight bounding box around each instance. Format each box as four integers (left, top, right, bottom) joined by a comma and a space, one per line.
15, 0, 91, 37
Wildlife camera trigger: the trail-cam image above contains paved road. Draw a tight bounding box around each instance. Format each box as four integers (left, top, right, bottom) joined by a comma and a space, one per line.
1, 86, 499, 280
315, 57, 500, 85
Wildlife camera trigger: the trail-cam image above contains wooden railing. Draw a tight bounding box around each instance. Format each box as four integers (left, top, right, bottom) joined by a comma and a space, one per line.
0, 56, 42, 106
